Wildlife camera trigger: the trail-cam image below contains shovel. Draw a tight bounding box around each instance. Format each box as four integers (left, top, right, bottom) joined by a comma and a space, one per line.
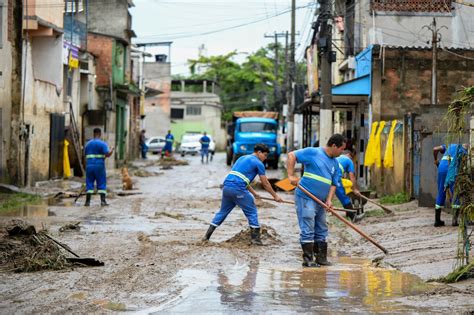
43, 233, 104, 266
297, 185, 388, 254
355, 193, 394, 215
258, 196, 357, 213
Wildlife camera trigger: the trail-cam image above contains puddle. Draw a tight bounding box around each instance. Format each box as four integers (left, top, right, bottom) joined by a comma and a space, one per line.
0, 198, 76, 217
142, 257, 436, 313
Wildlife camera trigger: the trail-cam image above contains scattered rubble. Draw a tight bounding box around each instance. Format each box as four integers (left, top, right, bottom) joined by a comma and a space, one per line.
59, 222, 81, 232
225, 225, 282, 246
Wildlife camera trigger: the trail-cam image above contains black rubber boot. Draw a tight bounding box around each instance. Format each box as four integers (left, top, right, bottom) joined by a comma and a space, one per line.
434, 208, 445, 227
202, 225, 216, 241
84, 193, 91, 207
250, 227, 263, 246
301, 243, 318, 267
315, 241, 332, 266
100, 193, 109, 206
452, 208, 459, 227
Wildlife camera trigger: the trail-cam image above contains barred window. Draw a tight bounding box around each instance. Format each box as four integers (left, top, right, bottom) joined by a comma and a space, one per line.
186, 106, 201, 116
371, 0, 453, 13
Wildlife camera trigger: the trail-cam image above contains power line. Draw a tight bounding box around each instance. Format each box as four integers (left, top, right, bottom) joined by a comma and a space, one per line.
135, 3, 317, 41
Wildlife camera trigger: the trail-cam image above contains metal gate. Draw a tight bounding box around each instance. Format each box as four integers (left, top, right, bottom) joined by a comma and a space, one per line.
49, 113, 65, 179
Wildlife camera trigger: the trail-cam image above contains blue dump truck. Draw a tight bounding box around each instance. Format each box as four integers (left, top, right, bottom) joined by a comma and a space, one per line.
226, 111, 281, 169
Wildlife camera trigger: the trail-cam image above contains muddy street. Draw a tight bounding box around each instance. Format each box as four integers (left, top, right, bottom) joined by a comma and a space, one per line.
1, 153, 473, 313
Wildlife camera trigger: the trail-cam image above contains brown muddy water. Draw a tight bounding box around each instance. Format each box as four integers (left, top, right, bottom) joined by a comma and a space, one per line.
137, 257, 434, 313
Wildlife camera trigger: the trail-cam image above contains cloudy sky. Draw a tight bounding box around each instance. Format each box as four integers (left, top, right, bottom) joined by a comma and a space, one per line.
131, 0, 317, 76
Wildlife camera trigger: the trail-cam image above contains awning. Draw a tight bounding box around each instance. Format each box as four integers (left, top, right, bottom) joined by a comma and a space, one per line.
332, 74, 370, 96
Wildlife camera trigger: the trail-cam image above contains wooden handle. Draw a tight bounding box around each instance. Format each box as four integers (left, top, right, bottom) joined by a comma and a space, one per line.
297, 185, 388, 254
357, 194, 394, 214
259, 196, 357, 213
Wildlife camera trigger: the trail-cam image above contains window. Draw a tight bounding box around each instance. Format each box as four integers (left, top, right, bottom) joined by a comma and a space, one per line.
240, 122, 277, 133
65, 0, 84, 13
171, 108, 184, 119
186, 106, 201, 116
371, 0, 453, 13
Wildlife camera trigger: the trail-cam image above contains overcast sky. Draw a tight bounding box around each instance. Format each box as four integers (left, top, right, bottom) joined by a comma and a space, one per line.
130, 0, 317, 76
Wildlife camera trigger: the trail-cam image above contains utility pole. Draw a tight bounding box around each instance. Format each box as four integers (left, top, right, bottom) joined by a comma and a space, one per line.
423, 18, 446, 106
287, 0, 296, 151
264, 32, 287, 111
318, 0, 333, 145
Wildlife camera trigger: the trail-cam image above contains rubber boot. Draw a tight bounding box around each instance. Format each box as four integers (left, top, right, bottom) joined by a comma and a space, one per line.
100, 193, 109, 206
452, 208, 459, 227
202, 225, 216, 241
250, 227, 263, 246
315, 241, 332, 266
301, 243, 318, 267
84, 193, 91, 207
434, 208, 445, 227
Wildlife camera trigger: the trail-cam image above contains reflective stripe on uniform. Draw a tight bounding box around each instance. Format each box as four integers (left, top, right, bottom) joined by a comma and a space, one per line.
166, 139, 173, 142
228, 171, 250, 185
98, 190, 107, 194
441, 156, 451, 161
303, 172, 332, 185
86, 154, 105, 159
338, 163, 344, 174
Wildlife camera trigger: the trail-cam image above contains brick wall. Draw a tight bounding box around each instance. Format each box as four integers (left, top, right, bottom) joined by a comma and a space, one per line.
87, 34, 113, 87
378, 48, 474, 120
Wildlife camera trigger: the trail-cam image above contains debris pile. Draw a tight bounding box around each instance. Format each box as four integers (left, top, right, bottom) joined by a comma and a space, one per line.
158, 157, 189, 167
225, 225, 282, 246
59, 222, 81, 232
0, 220, 71, 272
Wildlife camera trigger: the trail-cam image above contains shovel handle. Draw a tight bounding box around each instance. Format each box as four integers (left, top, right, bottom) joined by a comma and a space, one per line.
356, 194, 394, 214
259, 196, 357, 213
297, 185, 388, 255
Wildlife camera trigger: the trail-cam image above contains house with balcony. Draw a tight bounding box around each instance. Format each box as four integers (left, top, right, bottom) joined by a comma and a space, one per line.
86, 0, 138, 167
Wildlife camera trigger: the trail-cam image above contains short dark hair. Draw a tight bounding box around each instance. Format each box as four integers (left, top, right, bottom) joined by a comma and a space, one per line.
254, 143, 269, 153
93, 128, 102, 135
327, 134, 346, 148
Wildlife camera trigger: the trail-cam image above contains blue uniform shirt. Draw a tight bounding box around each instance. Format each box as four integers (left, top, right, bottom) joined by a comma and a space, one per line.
295, 147, 339, 201
439, 144, 467, 171
336, 155, 355, 178
200, 135, 211, 149
224, 154, 266, 190
166, 134, 174, 142
85, 139, 110, 166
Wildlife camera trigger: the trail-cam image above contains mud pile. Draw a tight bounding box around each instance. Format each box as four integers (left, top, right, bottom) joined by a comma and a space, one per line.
158, 157, 189, 167
225, 225, 282, 246
0, 220, 71, 272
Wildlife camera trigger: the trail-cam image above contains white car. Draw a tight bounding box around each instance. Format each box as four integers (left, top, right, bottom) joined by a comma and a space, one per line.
145, 136, 167, 154
180, 134, 216, 157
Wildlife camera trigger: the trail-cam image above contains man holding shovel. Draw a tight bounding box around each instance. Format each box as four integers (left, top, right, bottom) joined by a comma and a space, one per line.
202, 143, 283, 245
287, 134, 346, 267
336, 150, 360, 222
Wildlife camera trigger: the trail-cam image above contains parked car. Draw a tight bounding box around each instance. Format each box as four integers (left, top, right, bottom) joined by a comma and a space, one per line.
145, 136, 167, 154
179, 133, 216, 157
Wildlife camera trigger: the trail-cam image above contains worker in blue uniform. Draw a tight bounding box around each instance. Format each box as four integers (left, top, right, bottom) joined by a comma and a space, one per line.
202, 143, 283, 245
84, 128, 114, 207
162, 130, 174, 157
200, 132, 211, 164
335, 150, 360, 221
433, 143, 468, 227
287, 134, 346, 267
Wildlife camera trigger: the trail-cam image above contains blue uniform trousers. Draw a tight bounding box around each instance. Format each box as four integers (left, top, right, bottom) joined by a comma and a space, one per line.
295, 188, 328, 243
86, 164, 107, 194
435, 168, 459, 209
201, 147, 209, 159
335, 180, 352, 207
211, 186, 260, 228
